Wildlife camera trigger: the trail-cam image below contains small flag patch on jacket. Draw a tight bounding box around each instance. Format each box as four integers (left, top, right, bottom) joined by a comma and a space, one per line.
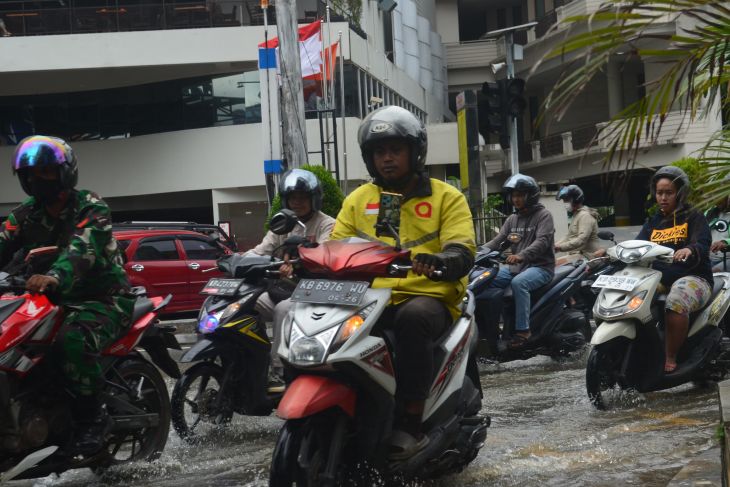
365, 203, 379, 215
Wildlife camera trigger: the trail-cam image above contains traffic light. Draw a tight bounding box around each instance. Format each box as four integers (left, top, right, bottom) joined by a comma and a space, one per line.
479, 81, 507, 137
504, 78, 527, 117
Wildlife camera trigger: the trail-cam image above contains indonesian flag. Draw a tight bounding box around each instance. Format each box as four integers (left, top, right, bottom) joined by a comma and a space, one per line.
365, 203, 379, 215
259, 20, 335, 80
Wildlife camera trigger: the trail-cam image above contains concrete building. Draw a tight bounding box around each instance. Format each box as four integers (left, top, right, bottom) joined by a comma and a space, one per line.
0, 0, 460, 249
436, 0, 722, 225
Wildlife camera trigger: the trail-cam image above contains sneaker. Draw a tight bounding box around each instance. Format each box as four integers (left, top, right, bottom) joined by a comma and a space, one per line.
267, 368, 285, 394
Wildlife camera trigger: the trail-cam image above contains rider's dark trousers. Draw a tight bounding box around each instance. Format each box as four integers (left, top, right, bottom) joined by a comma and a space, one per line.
381, 296, 452, 402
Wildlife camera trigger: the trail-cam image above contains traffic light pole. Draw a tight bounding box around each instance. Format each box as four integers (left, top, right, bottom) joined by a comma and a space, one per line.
505, 31, 519, 176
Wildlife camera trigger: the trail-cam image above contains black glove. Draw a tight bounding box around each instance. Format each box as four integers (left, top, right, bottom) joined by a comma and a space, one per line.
413, 253, 446, 280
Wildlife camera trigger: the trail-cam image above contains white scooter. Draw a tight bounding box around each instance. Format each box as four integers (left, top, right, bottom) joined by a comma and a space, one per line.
587, 240, 730, 409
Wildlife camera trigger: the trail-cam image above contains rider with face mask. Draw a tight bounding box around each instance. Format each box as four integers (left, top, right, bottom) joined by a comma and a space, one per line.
0, 135, 133, 455
554, 184, 602, 260
249, 168, 335, 376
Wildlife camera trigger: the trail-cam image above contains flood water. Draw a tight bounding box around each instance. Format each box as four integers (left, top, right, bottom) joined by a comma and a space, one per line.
11, 353, 720, 486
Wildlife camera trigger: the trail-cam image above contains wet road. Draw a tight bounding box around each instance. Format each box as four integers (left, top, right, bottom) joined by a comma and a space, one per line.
12, 352, 720, 486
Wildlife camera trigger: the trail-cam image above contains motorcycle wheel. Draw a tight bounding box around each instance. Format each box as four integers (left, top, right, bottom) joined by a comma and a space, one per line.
98, 358, 171, 467
171, 362, 233, 443
585, 343, 624, 410
270, 413, 342, 487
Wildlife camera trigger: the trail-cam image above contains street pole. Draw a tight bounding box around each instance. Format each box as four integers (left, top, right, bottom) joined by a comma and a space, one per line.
338, 31, 349, 195
275, 0, 308, 168
504, 31, 519, 176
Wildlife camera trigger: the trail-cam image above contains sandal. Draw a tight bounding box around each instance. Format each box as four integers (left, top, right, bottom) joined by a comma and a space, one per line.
388, 430, 430, 461
507, 333, 531, 350
664, 360, 677, 373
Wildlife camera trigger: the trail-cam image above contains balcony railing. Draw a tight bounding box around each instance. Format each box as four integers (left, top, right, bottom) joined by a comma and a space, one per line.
0, 0, 324, 37
523, 110, 713, 165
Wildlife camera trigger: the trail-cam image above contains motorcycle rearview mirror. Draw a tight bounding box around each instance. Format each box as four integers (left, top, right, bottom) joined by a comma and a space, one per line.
374, 192, 403, 250
270, 209, 305, 235
597, 231, 616, 243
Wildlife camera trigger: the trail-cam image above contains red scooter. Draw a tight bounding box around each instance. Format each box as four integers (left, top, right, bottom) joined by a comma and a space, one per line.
0, 247, 180, 481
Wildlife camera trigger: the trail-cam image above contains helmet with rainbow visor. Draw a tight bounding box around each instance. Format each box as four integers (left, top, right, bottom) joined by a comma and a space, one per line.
12, 135, 78, 204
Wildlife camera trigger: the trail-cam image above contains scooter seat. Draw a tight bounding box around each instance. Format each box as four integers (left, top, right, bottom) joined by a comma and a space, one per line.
502, 265, 574, 300
131, 297, 155, 323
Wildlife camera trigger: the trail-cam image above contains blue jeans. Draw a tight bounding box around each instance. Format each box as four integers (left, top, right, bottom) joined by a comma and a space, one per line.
475, 266, 553, 332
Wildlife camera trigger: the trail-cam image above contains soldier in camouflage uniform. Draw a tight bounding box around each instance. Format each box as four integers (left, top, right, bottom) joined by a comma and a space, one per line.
0, 135, 133, 454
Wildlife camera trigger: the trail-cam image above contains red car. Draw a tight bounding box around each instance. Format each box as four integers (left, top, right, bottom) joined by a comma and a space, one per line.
114, 229, 232, 314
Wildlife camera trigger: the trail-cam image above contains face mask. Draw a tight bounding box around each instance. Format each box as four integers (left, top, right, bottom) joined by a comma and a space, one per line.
564, 203, 573, 213
30, 178, 64, 205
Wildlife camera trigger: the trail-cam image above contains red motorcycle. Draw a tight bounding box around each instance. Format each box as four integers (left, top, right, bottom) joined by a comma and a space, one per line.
0, 247, 181, 481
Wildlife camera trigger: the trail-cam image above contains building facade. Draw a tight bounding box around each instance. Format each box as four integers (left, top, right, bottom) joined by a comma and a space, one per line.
0, 0, 459, 249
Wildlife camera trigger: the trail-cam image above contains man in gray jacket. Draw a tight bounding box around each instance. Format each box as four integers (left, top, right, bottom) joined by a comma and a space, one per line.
475, 174, 555, 349
555, 184, 602, 260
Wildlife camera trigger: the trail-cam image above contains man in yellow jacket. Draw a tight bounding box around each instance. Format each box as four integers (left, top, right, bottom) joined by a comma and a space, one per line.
331, 106, 476, 460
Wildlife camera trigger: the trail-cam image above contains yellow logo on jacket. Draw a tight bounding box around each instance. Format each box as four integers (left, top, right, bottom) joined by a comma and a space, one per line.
650, 223, 688, 244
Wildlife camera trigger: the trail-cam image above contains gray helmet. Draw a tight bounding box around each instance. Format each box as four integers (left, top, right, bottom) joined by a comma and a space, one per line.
278, 168, 323, 212
357, 106, 427, 184
12, 135, 78, 198
556, 184, 585, 205
651, 166, 690, 205
503, 173, 540, 207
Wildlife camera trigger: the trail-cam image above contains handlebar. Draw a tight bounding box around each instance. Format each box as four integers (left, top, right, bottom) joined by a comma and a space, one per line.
389, 263, 444, 279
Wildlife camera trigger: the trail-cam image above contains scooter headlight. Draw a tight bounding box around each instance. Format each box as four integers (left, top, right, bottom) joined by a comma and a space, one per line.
288, 323, 338, 365
617, 244, 651, 264
198, 310, 224, 334
596, 290, 647, 317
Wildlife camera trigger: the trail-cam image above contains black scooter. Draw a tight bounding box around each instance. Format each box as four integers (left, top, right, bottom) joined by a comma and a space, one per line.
170, 253, 285, 442
469, 250, 592, 362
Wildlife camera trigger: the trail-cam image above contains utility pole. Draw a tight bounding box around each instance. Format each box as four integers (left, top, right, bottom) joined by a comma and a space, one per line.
275, 0, 308, 168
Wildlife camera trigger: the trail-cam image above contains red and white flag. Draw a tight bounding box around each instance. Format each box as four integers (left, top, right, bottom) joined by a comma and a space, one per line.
259, 20, 329, 79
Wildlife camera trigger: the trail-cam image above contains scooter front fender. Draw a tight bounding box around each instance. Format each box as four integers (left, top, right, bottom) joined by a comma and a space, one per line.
276, 375, 356, 419
591, 320, 636, 345
179, 338, 216, 363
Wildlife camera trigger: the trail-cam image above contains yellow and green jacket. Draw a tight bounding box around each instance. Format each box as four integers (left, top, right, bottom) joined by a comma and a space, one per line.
331, 176, 475, 320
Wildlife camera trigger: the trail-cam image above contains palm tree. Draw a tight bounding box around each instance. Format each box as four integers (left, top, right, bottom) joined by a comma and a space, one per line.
538, 0, 729, 205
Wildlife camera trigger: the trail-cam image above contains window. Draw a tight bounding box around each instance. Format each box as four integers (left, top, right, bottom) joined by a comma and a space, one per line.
134, 239, 179, 261
180, 238, 223, 260
535, 0, 545, 18
118, 239, 132, 252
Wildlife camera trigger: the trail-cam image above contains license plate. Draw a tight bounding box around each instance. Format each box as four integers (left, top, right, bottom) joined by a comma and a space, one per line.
200, 278, 244, 296
591, 274, 640, 291
291, 279, 369, 306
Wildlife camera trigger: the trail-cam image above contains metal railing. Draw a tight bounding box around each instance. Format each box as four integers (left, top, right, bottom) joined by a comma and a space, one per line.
0, 0, 316, 37
473, 211, 508, 244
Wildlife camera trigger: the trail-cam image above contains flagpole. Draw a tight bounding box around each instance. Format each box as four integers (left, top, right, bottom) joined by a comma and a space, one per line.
262, 1, 276, 205
338, 31, 348, 195
320, 18, 327, 111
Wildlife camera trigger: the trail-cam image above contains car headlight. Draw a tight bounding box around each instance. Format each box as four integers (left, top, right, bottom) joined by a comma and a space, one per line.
597, 290, 647, 317
617, 245, 651, 264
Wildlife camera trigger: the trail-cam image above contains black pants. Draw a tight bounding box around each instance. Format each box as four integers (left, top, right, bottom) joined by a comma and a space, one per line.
381, 296, 452, 401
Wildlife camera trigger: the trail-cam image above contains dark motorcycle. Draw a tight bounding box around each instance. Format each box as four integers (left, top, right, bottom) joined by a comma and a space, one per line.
469, 249, 592, 362
0, 247, 180, 481
170, 253, 286, 442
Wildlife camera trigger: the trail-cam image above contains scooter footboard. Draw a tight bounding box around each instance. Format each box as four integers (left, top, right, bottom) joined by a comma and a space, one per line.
591, 320, 637, 345
276, 375, 356, 419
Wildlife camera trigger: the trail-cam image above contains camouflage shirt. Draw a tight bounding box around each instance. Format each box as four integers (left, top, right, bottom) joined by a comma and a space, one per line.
0, 190, 130, 302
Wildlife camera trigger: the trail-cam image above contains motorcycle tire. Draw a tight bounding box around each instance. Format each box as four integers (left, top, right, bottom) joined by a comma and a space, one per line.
270, 413, 343, 487
586, 341, 626, 410
171, 362, 233, 443
96, 357, 171, 469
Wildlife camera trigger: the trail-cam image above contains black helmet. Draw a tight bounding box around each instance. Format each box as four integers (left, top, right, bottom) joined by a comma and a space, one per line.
357, 106, 427, 184
556, 184, 585, 205
278, 168, 323, 212
651, 165, 690, 205
12, 135, 78, 202
503, 173, 540, 207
